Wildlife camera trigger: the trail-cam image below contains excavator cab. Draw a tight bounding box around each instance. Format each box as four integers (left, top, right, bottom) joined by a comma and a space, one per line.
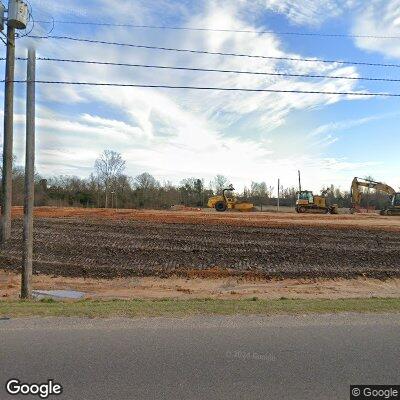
382, 192, 400, 215
381, 193, 400, 215
392, 193, 400, 207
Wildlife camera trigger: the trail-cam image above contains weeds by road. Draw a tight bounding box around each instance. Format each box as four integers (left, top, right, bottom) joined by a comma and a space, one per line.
1, 298, 399, 318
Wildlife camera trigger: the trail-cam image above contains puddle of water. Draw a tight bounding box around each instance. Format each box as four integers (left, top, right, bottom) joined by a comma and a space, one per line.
32, 290, 86, 300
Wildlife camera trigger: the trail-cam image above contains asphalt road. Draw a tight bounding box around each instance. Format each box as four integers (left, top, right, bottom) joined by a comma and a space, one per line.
1, 314, 399, 400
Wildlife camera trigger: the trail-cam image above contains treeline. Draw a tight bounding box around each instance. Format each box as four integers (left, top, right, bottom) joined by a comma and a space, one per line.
1, 150, 395, 210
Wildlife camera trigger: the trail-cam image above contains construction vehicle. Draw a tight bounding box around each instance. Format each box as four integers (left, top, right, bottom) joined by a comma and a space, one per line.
350, 177, 400, 215
296, 189, 338, 214
207, 185, 254, 212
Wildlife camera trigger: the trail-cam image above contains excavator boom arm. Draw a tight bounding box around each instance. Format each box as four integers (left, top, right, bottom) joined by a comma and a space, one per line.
351, 177, 396, 208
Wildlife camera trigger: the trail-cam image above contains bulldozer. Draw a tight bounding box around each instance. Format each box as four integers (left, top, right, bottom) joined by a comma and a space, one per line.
296, 189, 338, 214
207, 185, 254, 212
350, 177, 400, 216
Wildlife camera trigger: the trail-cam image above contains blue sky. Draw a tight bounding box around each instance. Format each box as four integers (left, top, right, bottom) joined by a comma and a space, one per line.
2, 0, 400, 192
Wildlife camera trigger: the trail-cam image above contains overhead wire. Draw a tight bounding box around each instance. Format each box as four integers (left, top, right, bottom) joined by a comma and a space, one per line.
22, 57, 400, 83
4, 23, 398, 98
5, 79, 400, 97
26, 35, 400, 69
34, 20, 400, 40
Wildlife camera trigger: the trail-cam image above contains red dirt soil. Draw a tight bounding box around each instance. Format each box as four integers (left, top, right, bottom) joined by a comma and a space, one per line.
2, 270, 400, 300
10, 206, 400, 232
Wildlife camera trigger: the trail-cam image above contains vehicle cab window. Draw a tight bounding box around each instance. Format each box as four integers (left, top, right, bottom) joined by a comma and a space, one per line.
299, 191, 314, 203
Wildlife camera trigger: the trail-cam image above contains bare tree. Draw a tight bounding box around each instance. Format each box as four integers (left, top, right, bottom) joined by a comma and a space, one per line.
134, 172, 159, 191
95, 150, 126, 208
179, 178, 205, 206
213, 175, 229, 194
133, 172, 160, 208
364, 175, 375, 209
250, 181, 270, 208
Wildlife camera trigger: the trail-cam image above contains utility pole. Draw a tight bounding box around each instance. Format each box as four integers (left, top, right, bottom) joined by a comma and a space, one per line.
21, 49, 35, 299
97, 180, 100, 208
277, 178, 280, 213
298, 170, 302, 193
1, 24, 15, 243
1, 0, 29, 243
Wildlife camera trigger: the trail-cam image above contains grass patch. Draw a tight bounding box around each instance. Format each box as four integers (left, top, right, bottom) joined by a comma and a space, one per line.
0, 297, 400, 318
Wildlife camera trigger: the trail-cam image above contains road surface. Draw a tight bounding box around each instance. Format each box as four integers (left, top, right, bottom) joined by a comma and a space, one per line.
1, 314, 399, 399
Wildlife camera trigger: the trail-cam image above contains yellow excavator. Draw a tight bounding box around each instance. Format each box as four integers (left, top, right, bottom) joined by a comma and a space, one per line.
350, 177, 400, 215
296, 189, 338, 214
207, 185, 254, 212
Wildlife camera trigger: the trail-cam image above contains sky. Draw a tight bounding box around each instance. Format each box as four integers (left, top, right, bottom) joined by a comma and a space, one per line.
2, 0, 400, 193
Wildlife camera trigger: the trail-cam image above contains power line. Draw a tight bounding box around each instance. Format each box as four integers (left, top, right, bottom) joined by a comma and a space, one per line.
7, 80, 400, 96
7, 56, 399, 83
35, 20, 400, 40
27, 35, 400, 68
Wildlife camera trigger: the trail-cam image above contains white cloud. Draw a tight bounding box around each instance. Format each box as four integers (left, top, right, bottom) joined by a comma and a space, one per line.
308, 113, 396, 138
352, 0, 400, 59
253, 0, 358, 26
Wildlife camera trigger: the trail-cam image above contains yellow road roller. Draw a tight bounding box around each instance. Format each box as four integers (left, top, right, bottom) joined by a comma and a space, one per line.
207, 185, 254, 212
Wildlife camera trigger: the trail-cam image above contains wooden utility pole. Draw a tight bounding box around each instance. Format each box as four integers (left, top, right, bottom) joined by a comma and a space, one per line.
298, 170, 302, 193
277, 179, 280, 212
110, 191, 114, 209
21, 49, 35, 299
1, 26, 16, 243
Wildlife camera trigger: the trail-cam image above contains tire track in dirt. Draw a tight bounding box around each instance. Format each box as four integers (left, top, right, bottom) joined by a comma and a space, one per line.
0, 218, 399, 279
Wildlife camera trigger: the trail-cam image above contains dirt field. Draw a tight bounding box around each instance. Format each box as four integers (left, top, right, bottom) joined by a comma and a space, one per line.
0, 207, 399, 281
10, 206, 400, 231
